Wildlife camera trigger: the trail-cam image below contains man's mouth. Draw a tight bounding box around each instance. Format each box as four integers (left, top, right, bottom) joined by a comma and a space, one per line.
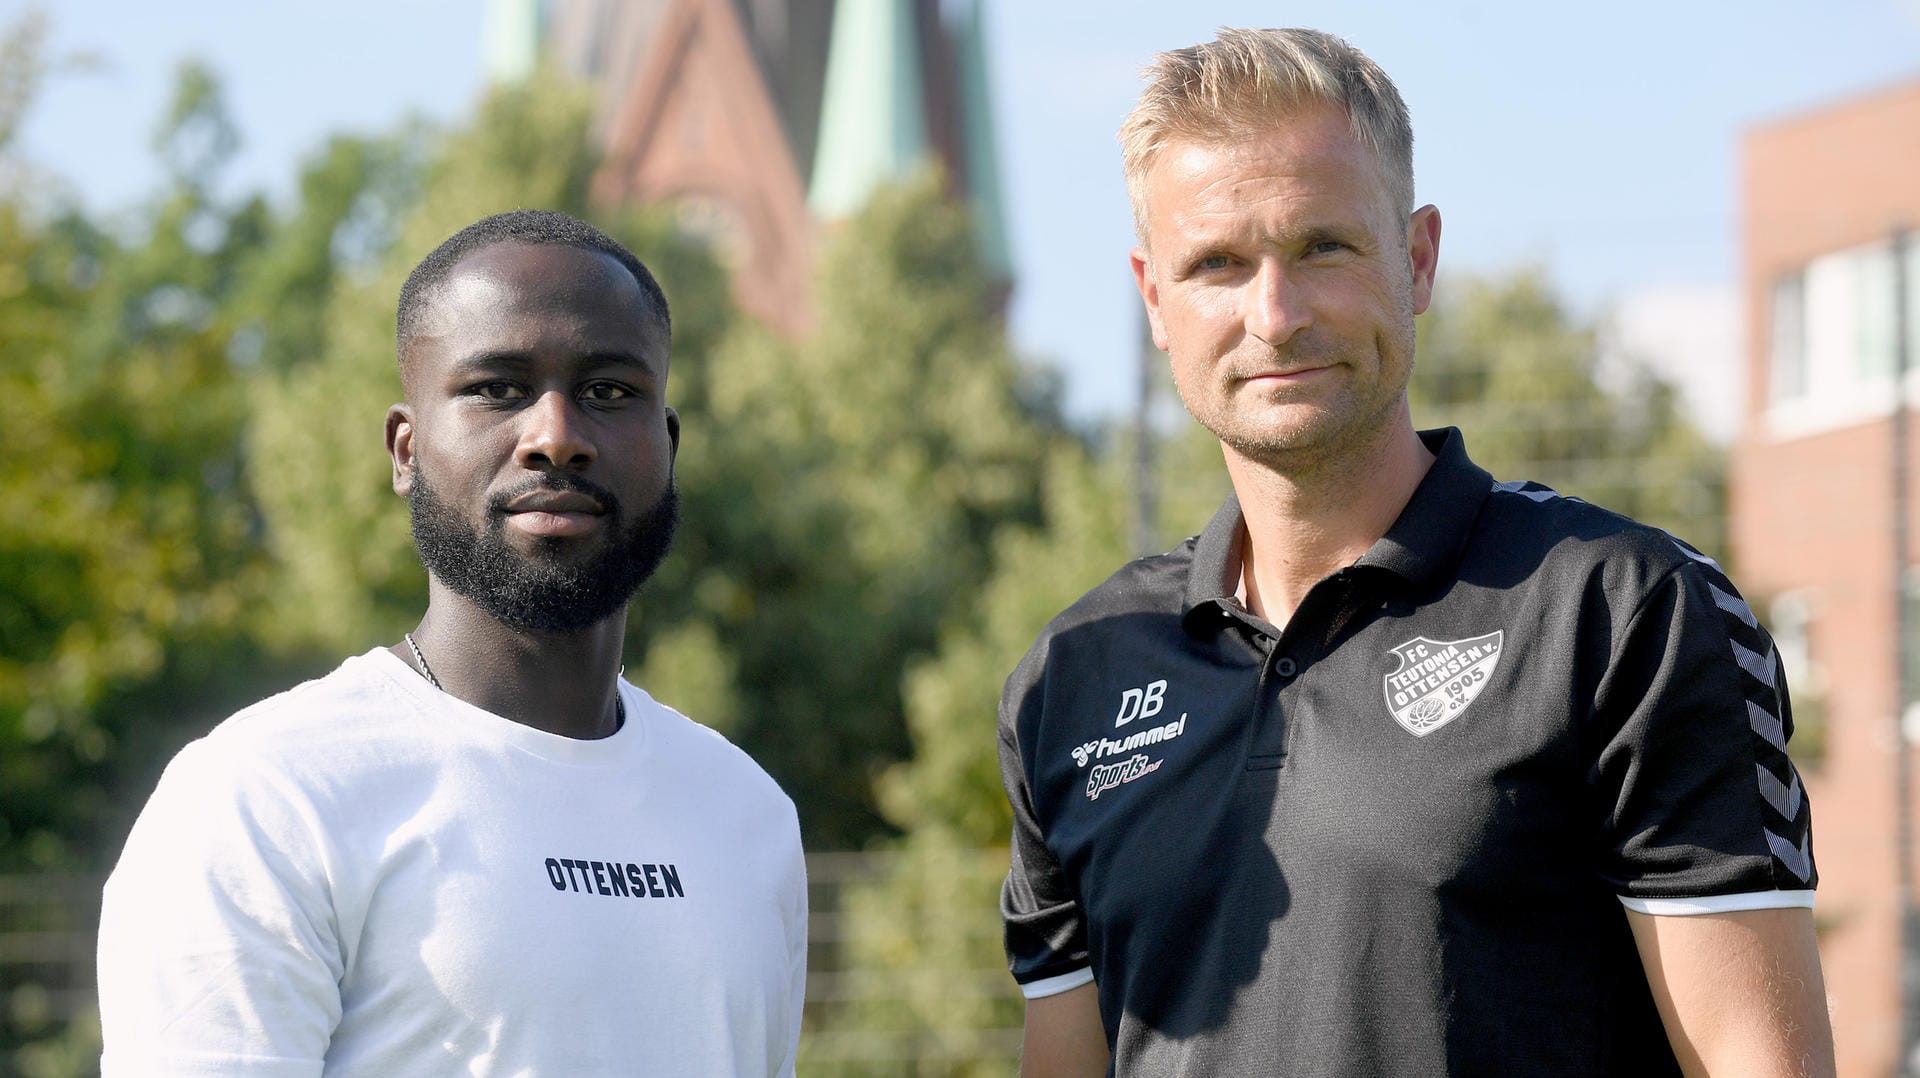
505, 510, 602, 537
1243, 364, 1333, 384
499, 490, 608, 538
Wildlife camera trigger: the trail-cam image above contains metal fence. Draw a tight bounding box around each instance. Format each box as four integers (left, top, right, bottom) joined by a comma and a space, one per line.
0, 874, 99, 1071
0, 851, 1022, 1077
800, 850, 1022, 1076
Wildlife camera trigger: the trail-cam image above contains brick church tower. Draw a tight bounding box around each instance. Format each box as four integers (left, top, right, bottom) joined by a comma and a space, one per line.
489, 0, 1010, 335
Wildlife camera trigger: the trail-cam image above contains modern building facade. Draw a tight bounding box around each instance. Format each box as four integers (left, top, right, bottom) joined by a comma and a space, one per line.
1735, 77, 1920, 1077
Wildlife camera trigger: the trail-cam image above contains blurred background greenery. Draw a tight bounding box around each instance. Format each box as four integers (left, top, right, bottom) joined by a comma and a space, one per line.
0, 10, 1729, 1074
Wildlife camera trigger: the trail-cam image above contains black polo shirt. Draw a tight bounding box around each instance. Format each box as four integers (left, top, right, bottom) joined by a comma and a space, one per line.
998, 428, 1815, 1076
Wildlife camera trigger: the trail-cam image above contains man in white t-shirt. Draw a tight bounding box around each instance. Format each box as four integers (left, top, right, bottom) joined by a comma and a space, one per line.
98, 210, 807, 1076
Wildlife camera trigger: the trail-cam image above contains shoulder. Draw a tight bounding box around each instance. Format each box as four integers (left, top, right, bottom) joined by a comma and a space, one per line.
145, 651, 436, 825
1473, 480, 1710, 603
1005, 538, 1200, 709
115, 655, 412, 881
1049, 539, 1195, 634
184, 651, 406, 768
628, 687, 798, 822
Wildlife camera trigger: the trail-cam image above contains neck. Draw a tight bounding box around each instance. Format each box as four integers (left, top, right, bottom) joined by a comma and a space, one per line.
1226, 415, 1432, 628
394, 585, 628, 739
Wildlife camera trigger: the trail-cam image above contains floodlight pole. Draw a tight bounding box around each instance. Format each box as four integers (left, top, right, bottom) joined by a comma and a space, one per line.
1134, 302, 1159, 557
1895, 223, 1918, 1077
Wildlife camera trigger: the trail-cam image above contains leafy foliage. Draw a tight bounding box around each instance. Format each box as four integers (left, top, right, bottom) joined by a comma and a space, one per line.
0, 61, 271, 874
674, 168, 1054, 845
1414, 270, 1728, 558
0, 53, 297, 1063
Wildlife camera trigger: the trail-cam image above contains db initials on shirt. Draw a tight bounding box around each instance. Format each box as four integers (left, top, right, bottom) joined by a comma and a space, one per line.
1382, 631, 1504, 737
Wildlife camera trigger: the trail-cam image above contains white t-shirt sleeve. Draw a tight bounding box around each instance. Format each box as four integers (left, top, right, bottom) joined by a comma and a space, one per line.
98, 738, 343, 1076
778, 812, 808, 1078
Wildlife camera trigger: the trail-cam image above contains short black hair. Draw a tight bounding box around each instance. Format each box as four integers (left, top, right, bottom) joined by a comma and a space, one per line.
395, 209, 671, 360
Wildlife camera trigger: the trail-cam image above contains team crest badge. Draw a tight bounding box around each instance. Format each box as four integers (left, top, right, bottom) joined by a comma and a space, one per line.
1382, 632, 1503, 737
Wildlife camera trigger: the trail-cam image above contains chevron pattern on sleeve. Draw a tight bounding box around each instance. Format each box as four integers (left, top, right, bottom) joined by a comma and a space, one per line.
1668, 536, 1815, 885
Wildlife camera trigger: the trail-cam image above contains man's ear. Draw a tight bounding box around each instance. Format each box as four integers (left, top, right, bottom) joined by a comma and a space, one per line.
386, 404, 415, 496
665, 406, 681, 464
1407, 204, 1443, 316
1129, 246, 1172, 353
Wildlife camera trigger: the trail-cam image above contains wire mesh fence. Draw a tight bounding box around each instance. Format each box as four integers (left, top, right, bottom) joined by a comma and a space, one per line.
800, 848, 1022, 1077
0, 875, 99, 1074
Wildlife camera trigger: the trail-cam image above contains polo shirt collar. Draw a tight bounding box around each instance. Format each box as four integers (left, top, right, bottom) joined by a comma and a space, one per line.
1185, 491, 1249, 621
1181, 427, 1491, 628
1358, 427, 1492, 587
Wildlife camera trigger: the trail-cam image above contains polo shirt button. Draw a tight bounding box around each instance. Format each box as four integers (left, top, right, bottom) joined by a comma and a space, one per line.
1275, 656, 1297, 677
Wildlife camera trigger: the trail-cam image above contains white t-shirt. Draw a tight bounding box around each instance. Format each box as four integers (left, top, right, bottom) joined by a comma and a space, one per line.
98, 648, 807, 1077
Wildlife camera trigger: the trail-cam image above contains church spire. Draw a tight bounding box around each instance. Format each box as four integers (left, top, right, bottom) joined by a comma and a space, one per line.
482, 0, 543, 84
957, 0, 1009, 279
807, 0, 930, 218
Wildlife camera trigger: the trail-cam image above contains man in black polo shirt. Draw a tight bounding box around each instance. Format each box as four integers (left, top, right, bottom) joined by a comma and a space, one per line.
999, 28, 1833, 1077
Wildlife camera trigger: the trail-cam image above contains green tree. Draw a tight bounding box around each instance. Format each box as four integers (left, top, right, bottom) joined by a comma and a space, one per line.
0, 12, 47, 159
0, 11, 96, 202
670, 168, 1056, 846
0, 56, 298, 1066
0, 59, 278, 876
802, 418, 1227, 1075
1413, 269, 1727, 557
800, 446, 1126, 1076
229, 131, 424, 375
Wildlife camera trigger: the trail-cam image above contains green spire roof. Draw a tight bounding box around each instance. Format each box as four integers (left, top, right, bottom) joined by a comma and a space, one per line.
957, 0, 1010, 278
482, 0, 542, 84
807, 0, 930, 218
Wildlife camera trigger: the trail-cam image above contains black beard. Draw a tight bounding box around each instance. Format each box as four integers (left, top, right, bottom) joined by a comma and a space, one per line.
409, 468, 679, 635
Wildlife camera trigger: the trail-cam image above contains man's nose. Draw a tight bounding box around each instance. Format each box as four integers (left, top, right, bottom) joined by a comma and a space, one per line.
516, 390, 596, 469
1244, 259, 1311, 347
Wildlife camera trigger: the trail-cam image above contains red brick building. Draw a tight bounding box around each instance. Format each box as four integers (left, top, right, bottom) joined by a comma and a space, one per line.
1735, 78, 1920, 1077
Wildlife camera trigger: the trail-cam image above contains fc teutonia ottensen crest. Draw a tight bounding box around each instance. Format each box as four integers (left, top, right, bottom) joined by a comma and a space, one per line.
1382, 631, 1504, 737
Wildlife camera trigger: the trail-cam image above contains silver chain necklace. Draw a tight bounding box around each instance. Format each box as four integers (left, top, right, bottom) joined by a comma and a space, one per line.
403, 632, 442, 689
403, 632, 625, 725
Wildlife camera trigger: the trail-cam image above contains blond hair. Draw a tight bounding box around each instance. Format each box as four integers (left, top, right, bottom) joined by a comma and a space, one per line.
1119, 28, 1414, 240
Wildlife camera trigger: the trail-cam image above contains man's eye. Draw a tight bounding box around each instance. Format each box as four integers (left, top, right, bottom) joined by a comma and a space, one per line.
582, 382, 633, 402
474, 382, 524, 401
1195, 254, 1232, 272
1308, 240, 1346, 256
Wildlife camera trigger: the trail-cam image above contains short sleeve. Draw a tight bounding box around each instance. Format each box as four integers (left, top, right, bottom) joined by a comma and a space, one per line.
777, 804, 808, 1078
998, 646, 1093, 996
1591, 552, 1816, 910
98, 739, 344, 1076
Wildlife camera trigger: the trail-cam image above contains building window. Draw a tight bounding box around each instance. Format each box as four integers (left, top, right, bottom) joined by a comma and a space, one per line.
1764, 238, 1920, 440
1853, 243, 1898, 382
1769, 271, 1806, 404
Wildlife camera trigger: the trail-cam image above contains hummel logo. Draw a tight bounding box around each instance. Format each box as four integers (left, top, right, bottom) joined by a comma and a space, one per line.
1070, 714, 1188, 768
1382, 632, 1503, 737
1068, 679, 1189, 798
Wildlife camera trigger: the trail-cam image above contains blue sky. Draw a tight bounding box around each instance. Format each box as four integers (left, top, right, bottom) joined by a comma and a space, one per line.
12, 0, 1920, 434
